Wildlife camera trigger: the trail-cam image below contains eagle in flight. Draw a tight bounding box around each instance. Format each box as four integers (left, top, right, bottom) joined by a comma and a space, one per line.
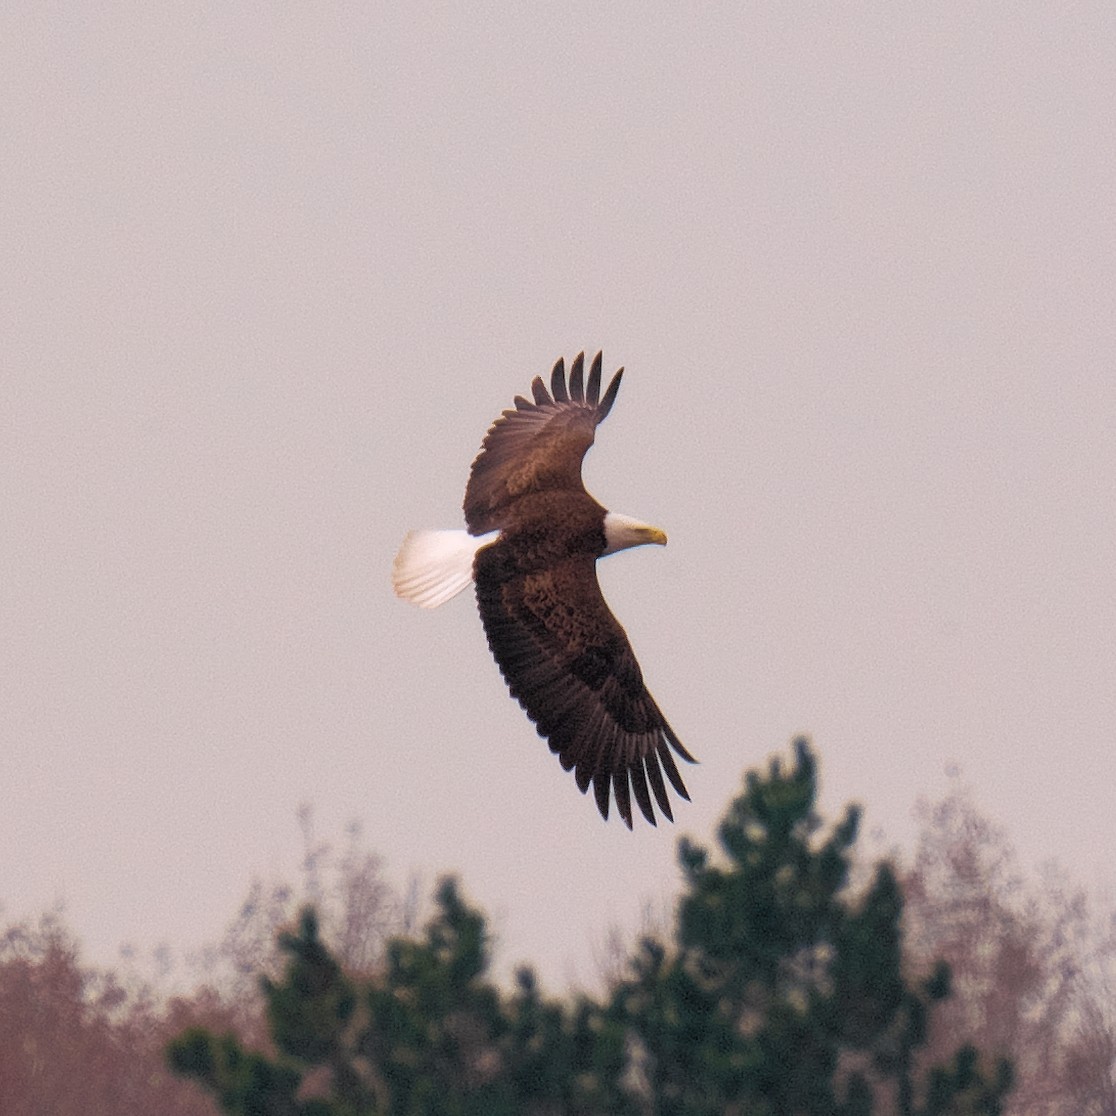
393, 352, 694, 827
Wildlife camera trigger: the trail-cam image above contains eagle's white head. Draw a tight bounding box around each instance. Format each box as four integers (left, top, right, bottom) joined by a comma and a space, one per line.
602, 511, 668, 557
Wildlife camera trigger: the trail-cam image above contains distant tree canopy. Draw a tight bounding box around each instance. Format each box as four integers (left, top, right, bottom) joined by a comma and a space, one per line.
6, 740, 1112, 1115
167, 741, 1013, 1115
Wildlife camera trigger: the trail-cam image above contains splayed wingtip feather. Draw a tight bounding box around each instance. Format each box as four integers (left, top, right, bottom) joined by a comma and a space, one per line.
569, 352, 585, 402
550, 359, 569, 402
593, 769, 612, 823
586, 351, 602, 406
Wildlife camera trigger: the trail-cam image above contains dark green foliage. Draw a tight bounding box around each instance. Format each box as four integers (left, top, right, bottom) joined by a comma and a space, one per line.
607, 740, 1010, 1115
167, 1029, 303, 1116
168, 879, 615, 1116
264, 909, 356, 1065
169, 740, 1012, 1115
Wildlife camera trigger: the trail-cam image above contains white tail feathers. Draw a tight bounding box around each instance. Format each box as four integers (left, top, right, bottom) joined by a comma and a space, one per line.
392, 529, 499, 609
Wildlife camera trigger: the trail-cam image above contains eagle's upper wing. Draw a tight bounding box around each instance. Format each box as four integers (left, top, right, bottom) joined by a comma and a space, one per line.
463, 352, 622, 535
473, 547, 694, 828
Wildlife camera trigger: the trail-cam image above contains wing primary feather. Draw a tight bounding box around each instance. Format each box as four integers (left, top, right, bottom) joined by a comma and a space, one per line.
569, 352, 585, 402
586, 351, 602, 405
550, 359, 569, 402
629, 758, 655, 826
569, 702, 606, 773
662, 720, 697, 764
612, 769, 636, 830
513, 394, 532, 410
657, 741, 691, 800
645, 755, 673, 821
593, 769, 612, 822
541, 693, 585, 755
596, 368, 624, 422
575, 762, 593, 793
531, 376, 551, 405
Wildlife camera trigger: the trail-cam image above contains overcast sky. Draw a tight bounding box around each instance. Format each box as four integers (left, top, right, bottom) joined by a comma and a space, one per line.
4, 3, 1115, 988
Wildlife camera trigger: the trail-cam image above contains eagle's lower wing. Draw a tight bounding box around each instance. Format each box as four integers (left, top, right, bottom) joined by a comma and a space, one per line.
474, 550, 694, 827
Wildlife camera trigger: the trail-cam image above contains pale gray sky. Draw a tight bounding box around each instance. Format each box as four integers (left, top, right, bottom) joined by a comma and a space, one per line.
3, 4, 1115, 987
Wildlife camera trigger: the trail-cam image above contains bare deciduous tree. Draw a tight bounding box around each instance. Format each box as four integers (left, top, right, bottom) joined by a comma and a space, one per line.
902, 776, 1116, 1115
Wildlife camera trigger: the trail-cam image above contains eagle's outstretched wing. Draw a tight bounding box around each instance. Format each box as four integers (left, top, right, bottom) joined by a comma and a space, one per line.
474, 543, 692, 826
463, 352, 621, 534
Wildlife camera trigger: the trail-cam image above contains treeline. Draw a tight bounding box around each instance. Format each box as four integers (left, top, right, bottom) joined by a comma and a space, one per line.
1, 742, 1113, 1114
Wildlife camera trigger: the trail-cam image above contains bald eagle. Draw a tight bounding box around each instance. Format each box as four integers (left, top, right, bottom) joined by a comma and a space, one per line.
393, 352, 695, 828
